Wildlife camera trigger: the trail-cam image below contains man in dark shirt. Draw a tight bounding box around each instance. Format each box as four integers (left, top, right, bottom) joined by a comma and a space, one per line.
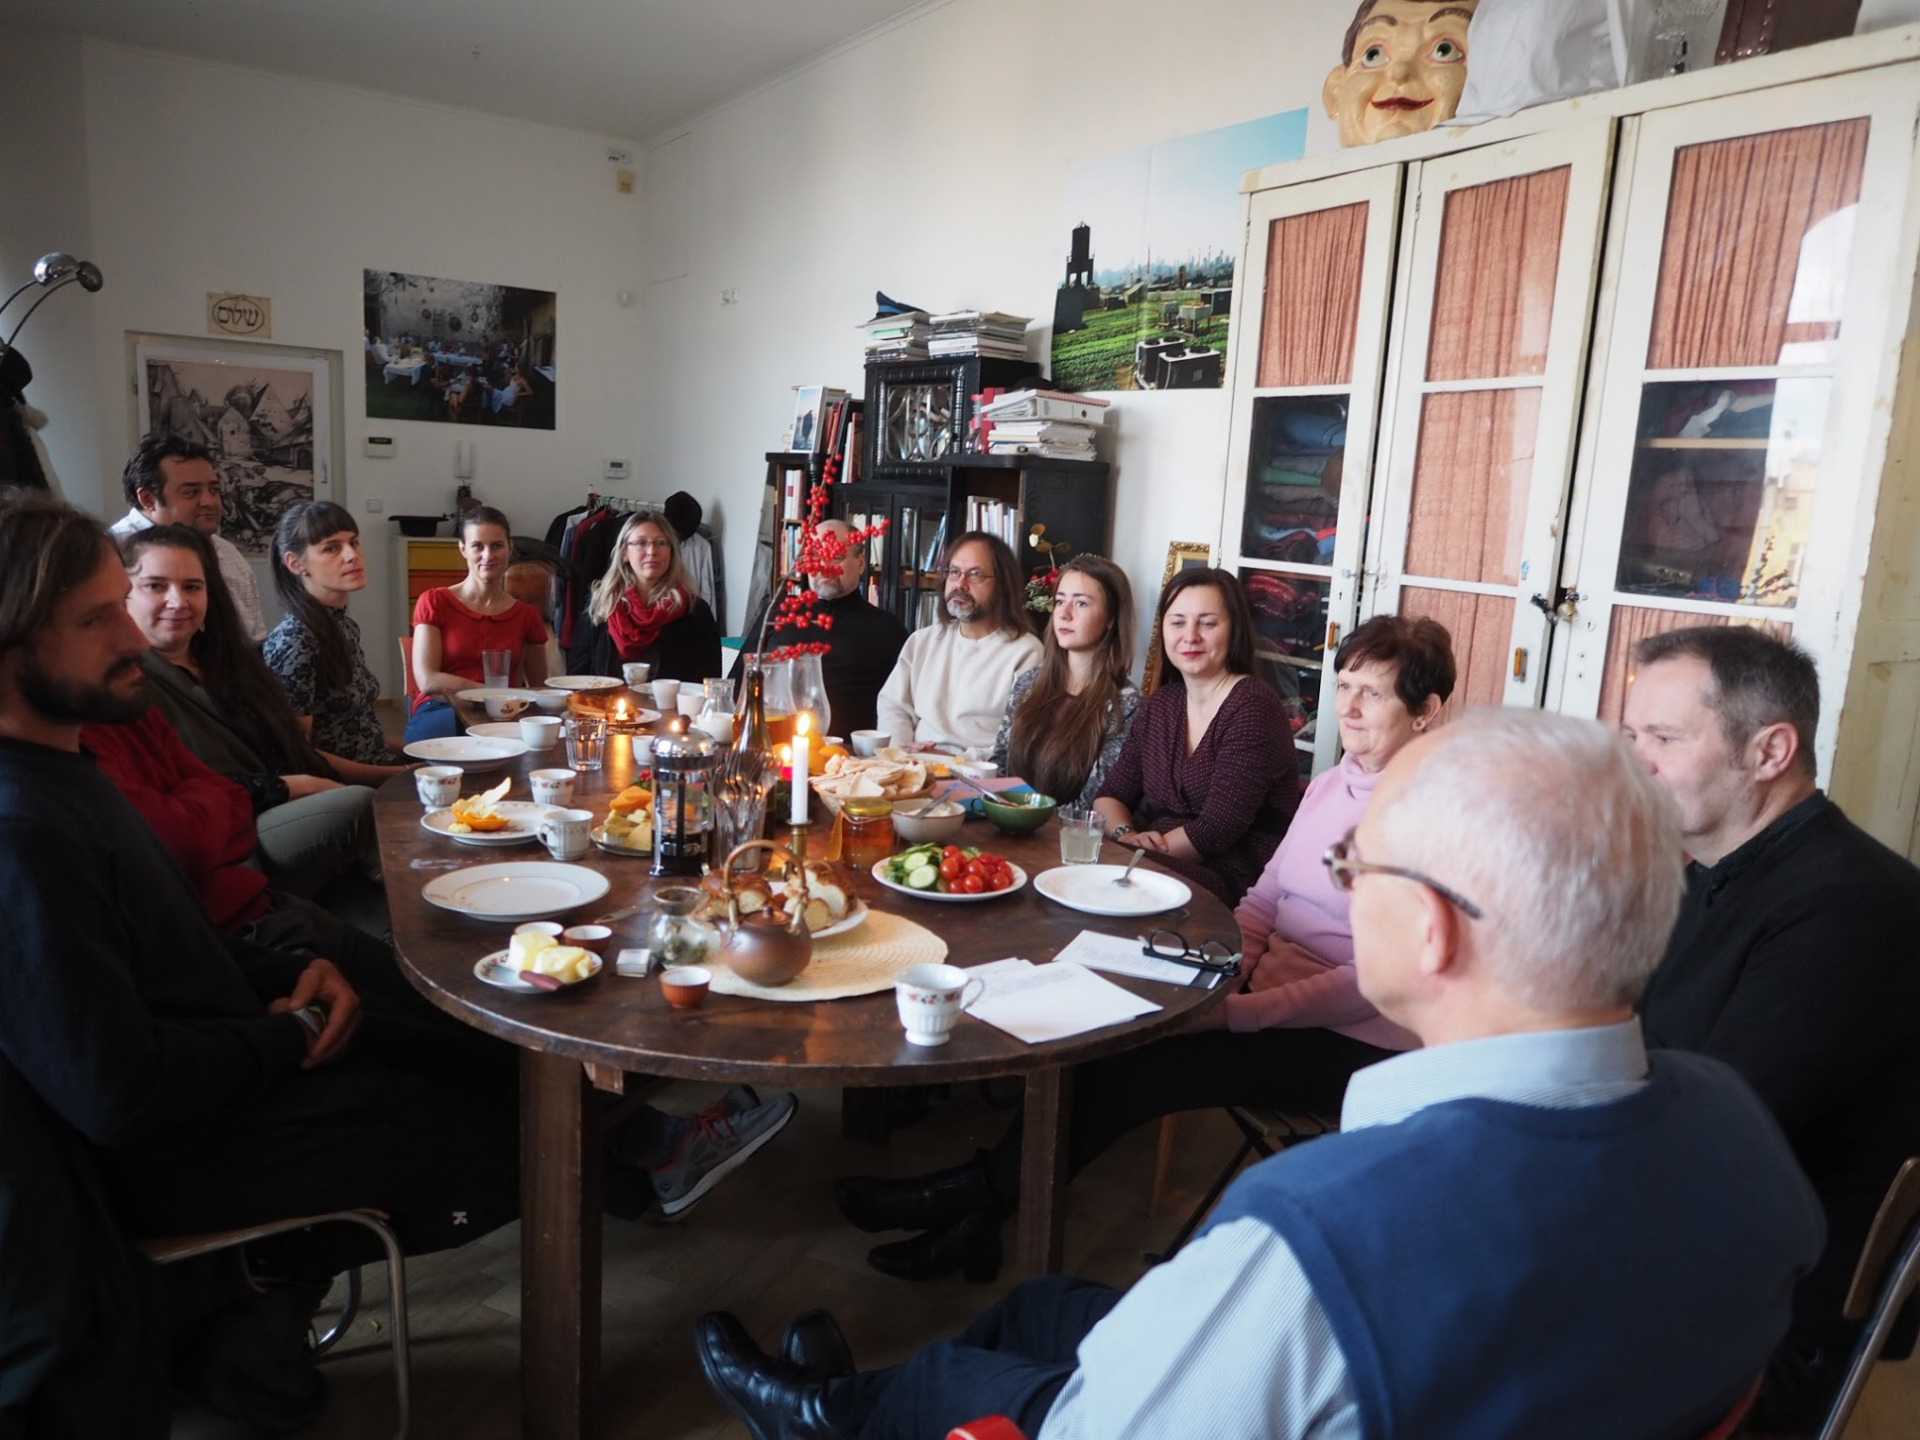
733, 518, 907, 736
1622, 625, 1920, 1433
0, 494, 521, 1428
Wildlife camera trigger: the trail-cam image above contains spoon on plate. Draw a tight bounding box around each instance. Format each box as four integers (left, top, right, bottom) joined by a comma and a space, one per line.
1112, 849, 1146, 889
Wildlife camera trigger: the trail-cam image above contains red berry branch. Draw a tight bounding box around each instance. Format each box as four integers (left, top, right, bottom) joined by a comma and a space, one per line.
755, 452, 889, 662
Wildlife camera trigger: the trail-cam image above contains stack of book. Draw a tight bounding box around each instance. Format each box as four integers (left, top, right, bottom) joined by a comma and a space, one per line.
978, 388, 1111, 460
961, 496, 1020, 547
928, 311, 1032, 360
861, 310, 930, 361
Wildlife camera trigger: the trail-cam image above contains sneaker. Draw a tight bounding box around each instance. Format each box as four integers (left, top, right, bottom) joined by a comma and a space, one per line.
717, 1084, 761, 1118
649, 1091, 798, 1217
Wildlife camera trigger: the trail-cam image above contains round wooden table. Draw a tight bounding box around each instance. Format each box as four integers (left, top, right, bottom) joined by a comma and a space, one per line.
378, 730, 1237, 1440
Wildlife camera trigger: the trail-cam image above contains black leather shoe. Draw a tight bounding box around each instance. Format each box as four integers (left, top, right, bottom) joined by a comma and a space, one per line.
866, 1210, 1003, 1284
695, 1312, 834, 1440
781, 1308, 853, 1380
833, 1151, 1000, 1234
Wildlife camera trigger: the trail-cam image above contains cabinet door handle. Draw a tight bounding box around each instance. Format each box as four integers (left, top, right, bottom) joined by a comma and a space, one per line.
1512, 647, 1528, 681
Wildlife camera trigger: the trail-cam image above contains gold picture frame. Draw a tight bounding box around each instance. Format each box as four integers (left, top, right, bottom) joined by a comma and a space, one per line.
1143, 540, 1213, 693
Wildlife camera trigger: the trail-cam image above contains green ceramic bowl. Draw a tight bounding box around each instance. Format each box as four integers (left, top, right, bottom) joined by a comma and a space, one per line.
979, 791, 1058, 837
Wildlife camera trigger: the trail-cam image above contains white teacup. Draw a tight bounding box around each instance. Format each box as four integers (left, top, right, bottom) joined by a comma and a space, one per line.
622, 662, 652, 688
851, 729, 887, 758
650, 679, 682, 711
519, 715, 563, 750
895, 963, 987, 1047
483, 690, 532, 720
537, 807, 593, 861
530, 768, 577, 808
630, 734, 656, 767
415, 766, 463, 809
531, 689, 571, 715
676, 692, 704, 720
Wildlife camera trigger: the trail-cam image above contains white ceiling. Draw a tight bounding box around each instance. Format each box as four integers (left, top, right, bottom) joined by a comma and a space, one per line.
0, 0, 936, 139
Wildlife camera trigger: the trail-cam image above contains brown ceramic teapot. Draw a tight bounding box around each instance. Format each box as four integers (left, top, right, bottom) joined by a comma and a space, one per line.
714, 840, 812, 987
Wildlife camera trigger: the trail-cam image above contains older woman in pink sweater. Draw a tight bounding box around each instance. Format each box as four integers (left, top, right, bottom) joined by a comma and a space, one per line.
834, 614, 1457, 1284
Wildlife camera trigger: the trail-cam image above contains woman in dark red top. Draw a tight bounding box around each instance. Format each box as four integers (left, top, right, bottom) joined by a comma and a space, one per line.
1092, 567, 1299, 905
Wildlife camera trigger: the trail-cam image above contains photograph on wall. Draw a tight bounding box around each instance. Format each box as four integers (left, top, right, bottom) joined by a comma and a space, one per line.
1051, 109, 1307, 393
131, 335, 335, 560
364, 269, 557, 429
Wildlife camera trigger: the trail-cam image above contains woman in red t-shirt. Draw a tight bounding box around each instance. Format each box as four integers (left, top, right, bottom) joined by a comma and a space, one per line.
406, 506, 549, 742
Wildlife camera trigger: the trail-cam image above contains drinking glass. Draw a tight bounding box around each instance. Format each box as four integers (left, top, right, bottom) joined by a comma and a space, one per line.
564, 715, 606, 772
482, 648, 513, 689
1058, 807, 1104, 864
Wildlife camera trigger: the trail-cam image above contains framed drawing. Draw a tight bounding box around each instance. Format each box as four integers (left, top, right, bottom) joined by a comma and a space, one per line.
128, 333, 341, 560
1143, 540, 1213, 693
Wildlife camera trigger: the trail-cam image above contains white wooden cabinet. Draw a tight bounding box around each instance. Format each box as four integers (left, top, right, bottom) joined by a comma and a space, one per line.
1220, 28, 1920, 857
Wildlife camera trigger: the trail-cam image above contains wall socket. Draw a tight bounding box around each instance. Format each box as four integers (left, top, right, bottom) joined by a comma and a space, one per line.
606, 146, 632, 166
603, 458, 630, 480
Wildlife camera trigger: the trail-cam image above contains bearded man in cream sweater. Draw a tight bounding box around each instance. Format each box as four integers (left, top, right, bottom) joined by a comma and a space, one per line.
876, 532, 1041, 753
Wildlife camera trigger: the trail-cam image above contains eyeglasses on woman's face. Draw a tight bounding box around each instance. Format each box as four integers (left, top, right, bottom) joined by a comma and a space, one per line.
627, 538, 671, 553
1322, 829, 1483, 919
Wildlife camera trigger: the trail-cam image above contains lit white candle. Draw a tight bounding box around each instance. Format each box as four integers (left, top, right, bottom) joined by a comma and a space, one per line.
791, 712, 812, 825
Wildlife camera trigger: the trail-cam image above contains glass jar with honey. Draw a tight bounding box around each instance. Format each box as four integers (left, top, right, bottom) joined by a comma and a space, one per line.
841, 796, 897, 868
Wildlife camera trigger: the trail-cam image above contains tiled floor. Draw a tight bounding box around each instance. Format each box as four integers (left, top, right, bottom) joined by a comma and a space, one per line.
172, 1081, 1916, 1438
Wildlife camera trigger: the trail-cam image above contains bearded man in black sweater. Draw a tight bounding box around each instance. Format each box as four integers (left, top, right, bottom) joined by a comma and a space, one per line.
0, 495, 520, 1431
1622, 625, 1920, 1434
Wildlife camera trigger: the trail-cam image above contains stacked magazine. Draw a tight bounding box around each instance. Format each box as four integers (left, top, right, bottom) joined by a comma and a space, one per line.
979, 388, 1111, 460
928, 311, 1031, 360
860, 310, 930, 361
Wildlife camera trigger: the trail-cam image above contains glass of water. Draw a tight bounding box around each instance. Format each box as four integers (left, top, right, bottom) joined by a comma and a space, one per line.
564, 715, 606, 772
1058, 807, 1104, 865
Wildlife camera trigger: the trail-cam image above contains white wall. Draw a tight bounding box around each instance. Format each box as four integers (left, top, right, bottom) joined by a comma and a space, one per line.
7, 36, 648, 693
0, 26, 101, 508
637, 0, 1353, 661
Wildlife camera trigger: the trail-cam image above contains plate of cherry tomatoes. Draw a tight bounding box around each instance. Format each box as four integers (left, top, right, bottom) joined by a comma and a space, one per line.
872, 844, 1027, 902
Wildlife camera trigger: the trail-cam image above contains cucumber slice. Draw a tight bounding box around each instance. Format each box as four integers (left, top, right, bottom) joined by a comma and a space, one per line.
906, 864, 939, 890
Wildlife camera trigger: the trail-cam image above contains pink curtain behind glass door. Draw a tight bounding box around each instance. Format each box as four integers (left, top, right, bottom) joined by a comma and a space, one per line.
1428, 167, 1571, 382
1648, 119, 1869, 370
1403, 388, 1541, 586
1399, 586, 1514, 722
1258, 203, 1369, 389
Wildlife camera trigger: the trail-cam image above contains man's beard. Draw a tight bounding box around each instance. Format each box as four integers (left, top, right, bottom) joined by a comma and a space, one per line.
810, 574, 854, 603
945, 593, 980, 623
19, 657, 150, 725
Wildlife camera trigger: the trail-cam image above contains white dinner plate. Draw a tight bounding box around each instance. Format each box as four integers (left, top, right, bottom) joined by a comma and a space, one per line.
473, 950, 603, 993
420, 862, 611, 922
870, 858, 1028, 903
454, 687, 543, 706
420, 801, 552, 848
1033, 864, 1192, 918
465, 721, 544, 742
402, 735, 528, 772
544, 674, 623, 692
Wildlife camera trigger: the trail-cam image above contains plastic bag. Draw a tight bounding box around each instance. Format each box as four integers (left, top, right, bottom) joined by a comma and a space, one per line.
1452, 0, 1651, 125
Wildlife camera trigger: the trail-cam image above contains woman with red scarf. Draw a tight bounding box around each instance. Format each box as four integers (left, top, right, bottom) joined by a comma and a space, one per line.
568, 511, 721, 683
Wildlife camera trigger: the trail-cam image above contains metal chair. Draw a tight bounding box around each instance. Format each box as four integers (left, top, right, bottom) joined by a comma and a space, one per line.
139, 1208, 410, 1440
1148, 1106, 1338, 1264
1816, 1156, 1920, 1440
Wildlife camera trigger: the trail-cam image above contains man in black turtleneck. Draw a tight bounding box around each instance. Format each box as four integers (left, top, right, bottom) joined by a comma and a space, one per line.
734, 518, 907, 736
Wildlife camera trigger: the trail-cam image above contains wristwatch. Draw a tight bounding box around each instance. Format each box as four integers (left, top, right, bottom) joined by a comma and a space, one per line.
1108, 824, 1134, 840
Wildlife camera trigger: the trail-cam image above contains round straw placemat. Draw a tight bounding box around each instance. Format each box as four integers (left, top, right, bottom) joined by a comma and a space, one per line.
706, 908, 947, 1001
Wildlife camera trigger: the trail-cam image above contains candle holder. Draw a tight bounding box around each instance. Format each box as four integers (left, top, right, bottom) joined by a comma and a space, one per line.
786, 820, 812, 865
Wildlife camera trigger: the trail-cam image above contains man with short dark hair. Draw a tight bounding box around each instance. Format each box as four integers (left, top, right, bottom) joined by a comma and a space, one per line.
111, 432, 267, 640
699, 709, 1822, 1440
875, 531, 1041, 752
1623, 625, 1920, 1433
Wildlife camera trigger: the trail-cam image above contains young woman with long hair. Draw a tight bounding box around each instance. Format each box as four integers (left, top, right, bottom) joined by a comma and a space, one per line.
407, 505, 550, 742
122, 525, 380, 901
568, 510, 720, 682
263, 500, 409, 781
989, 555, 1140, 806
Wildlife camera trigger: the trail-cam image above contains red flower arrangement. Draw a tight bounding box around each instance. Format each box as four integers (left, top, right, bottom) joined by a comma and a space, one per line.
756, 452, 889, 659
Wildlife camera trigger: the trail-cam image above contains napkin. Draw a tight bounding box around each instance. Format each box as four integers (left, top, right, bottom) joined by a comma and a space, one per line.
963, 959, 1161, 1044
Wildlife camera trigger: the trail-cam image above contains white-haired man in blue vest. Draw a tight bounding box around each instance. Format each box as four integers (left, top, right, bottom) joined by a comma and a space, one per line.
697, 707, 1823, 1440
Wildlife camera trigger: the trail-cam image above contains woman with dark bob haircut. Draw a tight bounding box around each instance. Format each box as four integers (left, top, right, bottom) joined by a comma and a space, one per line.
1090, 567, 1299, 906
263, 501, 408, 778
834, 611, 1459, 1284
